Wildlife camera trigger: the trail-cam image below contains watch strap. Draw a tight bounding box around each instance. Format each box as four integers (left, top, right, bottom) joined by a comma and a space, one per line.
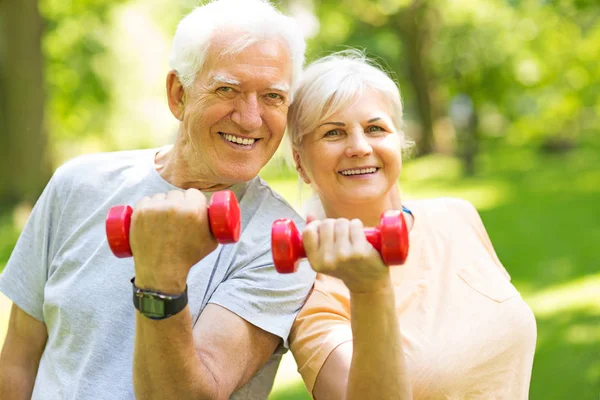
131, 277, 188, 320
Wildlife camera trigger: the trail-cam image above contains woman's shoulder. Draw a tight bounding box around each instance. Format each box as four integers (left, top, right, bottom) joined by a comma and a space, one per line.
405, 197, 480, 227
405, 197, 476, 213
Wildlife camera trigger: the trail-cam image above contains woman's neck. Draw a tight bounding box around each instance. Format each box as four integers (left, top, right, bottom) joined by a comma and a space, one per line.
320, 186, 413, 231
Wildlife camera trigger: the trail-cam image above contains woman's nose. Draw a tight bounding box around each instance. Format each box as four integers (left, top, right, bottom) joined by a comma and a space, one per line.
345, 131, 373, 157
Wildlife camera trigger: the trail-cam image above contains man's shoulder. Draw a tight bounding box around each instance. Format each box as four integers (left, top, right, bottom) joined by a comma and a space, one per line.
51, 148, 155, 191
243, 177, 304, 225
56, 148, 152, 177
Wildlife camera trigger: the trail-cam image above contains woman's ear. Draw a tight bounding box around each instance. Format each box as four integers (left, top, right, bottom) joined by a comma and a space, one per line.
293, 149, 311, 184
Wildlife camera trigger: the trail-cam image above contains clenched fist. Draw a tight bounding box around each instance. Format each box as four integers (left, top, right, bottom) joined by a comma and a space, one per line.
130, 189, 217, 293
302, 218, 390, 294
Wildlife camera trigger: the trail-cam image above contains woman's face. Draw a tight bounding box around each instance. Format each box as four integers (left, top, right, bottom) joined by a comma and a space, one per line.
295, 88, 403, 207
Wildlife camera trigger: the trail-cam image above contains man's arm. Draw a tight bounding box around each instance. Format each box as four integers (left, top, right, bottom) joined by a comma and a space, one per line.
133, 303, 280, 400
0, 303, 48, 400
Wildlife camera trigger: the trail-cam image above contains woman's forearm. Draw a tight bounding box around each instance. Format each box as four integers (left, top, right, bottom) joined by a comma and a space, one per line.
347, 277, 412, 400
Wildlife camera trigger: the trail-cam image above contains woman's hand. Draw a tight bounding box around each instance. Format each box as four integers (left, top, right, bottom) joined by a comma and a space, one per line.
302, 217, 390, 294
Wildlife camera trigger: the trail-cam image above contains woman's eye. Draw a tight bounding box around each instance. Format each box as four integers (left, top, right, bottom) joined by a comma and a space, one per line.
366, 125, 383, 133
324, 129, 341, 137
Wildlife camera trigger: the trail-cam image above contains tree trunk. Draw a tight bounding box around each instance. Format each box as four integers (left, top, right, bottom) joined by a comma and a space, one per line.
393, 0, 435, 155
0, 0, 49, 209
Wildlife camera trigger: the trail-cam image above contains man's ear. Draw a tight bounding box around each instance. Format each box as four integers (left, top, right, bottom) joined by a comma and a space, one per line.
293, 149, 311, 184
166, 70, 186, 121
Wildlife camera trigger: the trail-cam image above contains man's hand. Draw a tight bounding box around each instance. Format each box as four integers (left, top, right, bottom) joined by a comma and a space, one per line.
130, 189, 217, 293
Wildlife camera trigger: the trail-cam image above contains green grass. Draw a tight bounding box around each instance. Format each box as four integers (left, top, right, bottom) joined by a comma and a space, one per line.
1, 141, 598, 399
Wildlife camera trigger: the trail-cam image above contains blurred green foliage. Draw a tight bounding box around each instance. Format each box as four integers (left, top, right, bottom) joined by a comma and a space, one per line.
27, 0, 599, 167
40, 0, 127, 148
302, 0, 599, 152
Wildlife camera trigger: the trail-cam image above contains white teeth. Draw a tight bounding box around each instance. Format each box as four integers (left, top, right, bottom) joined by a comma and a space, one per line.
223, 134, 256, 146
340, 167, 377, 176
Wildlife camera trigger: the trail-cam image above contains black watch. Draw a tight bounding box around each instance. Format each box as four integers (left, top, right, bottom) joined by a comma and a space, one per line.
131, 278, 188, 320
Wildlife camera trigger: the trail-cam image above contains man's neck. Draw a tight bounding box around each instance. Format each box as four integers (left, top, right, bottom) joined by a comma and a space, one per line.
154, 143, 232, 192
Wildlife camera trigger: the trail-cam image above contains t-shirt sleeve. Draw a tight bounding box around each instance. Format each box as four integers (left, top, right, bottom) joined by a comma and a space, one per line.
289, 276, 353, 395
455, 198, 511, 281
0, 172, 64, 322
208, 247, 316, 349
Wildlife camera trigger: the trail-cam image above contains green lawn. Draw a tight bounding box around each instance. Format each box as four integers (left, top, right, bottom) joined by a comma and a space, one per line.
1, 141, 598, 399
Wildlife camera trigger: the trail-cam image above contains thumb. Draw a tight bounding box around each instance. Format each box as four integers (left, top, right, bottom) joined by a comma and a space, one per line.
306, 214, 317, 224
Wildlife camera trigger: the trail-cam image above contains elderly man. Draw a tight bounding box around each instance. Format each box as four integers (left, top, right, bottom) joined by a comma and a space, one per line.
0, 0, 315, 399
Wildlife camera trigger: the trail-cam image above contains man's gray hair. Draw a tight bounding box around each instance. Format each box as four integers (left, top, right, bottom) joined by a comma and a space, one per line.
169, 0, 306, 99
288, 49, 410, 149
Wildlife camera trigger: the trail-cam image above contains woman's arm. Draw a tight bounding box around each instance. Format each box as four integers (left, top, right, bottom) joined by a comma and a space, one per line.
313, 277, 411, 400
0, 303, 48, 400
303, 218, 412, 400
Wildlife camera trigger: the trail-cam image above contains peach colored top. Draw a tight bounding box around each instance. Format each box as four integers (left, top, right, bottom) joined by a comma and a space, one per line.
290, 198, 537, 399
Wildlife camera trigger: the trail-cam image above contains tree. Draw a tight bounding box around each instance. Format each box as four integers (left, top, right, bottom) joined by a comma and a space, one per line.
0, 0, 49, 208
0, 0, 128, 208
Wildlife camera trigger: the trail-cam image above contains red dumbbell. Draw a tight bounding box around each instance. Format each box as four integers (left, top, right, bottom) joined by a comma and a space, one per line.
106, 190, 241, 258
271, 210, 409, 273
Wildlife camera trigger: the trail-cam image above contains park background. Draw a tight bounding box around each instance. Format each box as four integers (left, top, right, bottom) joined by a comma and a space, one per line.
0, 0, 599, 398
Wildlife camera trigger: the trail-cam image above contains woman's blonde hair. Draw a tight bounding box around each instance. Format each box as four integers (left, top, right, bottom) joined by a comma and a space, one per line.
287, 49, 410, 150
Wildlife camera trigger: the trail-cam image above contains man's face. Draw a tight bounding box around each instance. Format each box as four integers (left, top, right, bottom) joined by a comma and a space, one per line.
180, 34, 293, 185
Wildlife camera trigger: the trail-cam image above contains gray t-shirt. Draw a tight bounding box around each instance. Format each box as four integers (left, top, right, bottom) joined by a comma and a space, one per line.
0, 148, 315, 400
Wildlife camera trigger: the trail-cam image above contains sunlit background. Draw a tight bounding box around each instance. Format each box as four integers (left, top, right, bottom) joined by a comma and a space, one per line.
1, 0, 599, 399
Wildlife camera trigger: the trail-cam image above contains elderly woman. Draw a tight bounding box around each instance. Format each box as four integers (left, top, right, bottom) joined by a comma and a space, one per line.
287, 51, 536, 400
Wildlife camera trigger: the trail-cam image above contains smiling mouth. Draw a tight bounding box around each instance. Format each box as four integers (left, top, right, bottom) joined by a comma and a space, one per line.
339, 167, 379, 176
219, 132, 260, 146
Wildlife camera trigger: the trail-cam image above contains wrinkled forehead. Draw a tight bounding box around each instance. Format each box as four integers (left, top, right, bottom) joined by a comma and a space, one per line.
203, 29, 292, 78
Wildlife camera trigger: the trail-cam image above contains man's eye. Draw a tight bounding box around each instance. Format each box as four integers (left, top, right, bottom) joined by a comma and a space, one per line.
217, 87, 233, 92
264, 93, 285, 105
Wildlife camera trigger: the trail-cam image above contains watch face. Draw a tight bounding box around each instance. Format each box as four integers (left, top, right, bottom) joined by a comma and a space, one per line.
140, 297, 165, 318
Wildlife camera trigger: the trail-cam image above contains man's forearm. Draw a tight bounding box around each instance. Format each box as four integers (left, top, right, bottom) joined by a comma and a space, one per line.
133, 307, 219, 400
347, 278, 412, 400
0, 366, 37, 400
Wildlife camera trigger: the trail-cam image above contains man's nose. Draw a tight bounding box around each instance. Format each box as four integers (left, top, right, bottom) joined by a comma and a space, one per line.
232, 93, 263, 132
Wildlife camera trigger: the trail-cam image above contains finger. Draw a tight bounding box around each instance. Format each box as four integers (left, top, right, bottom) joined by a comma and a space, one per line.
318, 219, 336, 248
306, 214, 317, 224
349, 218, 366, 247
134, 196, 151, 210
185, 188, 206, 207
334, 218, 350, 246
302, 220, 320, 257
183, 189, 209, 225
151, 192, 167, 202
166, 190, 185, 202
